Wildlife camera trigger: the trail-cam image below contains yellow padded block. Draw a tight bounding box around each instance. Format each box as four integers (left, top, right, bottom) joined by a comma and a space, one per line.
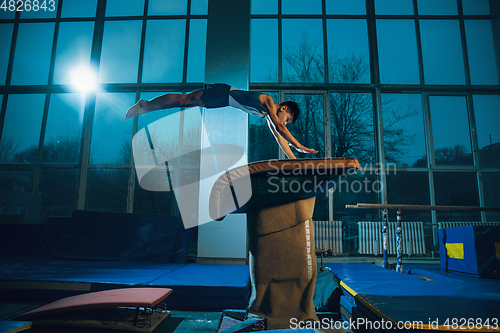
446, 243, 464, 259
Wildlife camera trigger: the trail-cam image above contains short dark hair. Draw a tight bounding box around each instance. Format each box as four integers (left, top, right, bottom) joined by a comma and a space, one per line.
280, 100, 300, 123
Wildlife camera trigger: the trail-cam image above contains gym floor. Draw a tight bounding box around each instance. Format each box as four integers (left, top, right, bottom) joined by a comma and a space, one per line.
0, 306, 222, 333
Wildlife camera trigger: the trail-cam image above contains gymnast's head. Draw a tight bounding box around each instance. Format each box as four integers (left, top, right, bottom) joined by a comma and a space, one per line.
277, 100, 300, 125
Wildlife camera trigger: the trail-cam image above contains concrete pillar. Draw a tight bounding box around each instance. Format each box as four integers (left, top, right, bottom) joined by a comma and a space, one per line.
197, 0, 251, 263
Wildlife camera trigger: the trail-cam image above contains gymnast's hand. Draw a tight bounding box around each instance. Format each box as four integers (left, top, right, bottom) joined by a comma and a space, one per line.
296, 145, 319, 154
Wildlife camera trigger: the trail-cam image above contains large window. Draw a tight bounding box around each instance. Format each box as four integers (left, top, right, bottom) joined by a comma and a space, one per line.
474, 95, 500, 168
0, 170, 32, 218
248, 0, 500, 255
420, 20, 466, 85
248, 92, 278, 162
143, 20, 186, 83
0, 0, 498, 260
250, 19, 278, 82
286, 93, 326, 158
0, 0, 207, 222
99, 21, 142, 83
53, 22, 95, 85
429, 96, 473, 166
382, 94, 426, 167
377, 20, 419, 84
282, 19, 324, 83
85, 169, 129, 213
90, 93, 135, 165
36, 168, 78, 219
0, 24, 13, 85
43, 93, 85, 164
11, 23, 55, 85
327, 19, 370, 83
465, 20, 498, 85
330, 92, 374, 163
0, 94, 45, 164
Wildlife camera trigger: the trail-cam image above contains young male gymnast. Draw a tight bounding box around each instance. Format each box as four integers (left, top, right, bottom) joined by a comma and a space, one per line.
126, 83, 318, 159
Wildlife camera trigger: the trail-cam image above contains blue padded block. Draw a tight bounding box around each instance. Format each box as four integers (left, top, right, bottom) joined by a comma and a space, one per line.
405, 263, 459, 282
0, 257, 249, 309
328, 262, 500, 298
325, 262, 423, 284
327, 262, 500, 330
147, 264, 250, 310
407, 263, 500, 284
439, 225, 500, 277
0, 256, 182, 285
0, 321, 31, 333
148, 264, 249, 295
360, 294, 500, 326
340, 295, 355, 314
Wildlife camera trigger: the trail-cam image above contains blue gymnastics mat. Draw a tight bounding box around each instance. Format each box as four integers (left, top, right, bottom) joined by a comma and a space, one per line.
147, 263, 250, 309
0, 257, 249, 310
0, 321, 31, 333
0, 256, 184, 286
327, 263, 500, 332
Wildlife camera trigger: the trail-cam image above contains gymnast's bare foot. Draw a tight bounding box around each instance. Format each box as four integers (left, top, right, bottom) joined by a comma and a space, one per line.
125, 99, 148, 119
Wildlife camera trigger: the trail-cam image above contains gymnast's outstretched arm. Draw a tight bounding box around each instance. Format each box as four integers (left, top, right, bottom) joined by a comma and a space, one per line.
259, 95, 318, 155
266, 116, 296, 159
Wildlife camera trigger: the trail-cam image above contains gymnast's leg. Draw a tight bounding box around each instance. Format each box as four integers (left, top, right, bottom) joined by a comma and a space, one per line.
125, 90, 205, 119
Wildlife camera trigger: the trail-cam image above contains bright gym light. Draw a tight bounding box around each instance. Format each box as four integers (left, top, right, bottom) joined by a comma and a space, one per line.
70, 66, 98, 92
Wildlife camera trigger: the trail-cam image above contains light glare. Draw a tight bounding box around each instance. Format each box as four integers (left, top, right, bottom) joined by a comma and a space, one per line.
70, 66, 98, 92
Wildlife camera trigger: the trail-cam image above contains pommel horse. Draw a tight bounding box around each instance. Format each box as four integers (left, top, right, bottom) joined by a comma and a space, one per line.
209, 158, 359, 329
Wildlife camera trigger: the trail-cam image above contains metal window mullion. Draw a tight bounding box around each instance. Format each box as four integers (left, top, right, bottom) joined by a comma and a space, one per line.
321, 0, 329, 84
0, 95, 9, 154
466, 93, 486, 221
324, 92, 331, 158
324, 91, 334, 220
37, 163, 80, 168
367, 0, 384, 211
467, 93, 480, 169
477, 170, 487, 222
428, 168, 438, 251
366, 0, 380, 86
136, 0, 149, 85
422, 93, 434, 169
250, 82, 376, 92
457, 0, 472, 86
278, 88, 285, 159
127, 0, 150, 213
0, 12, 21, 144
25, 0, 64, 223
88, 164, 135, 169
373, 88, 386, 208
29, 92, 51, 224
278, 0, 282, 83
422, 91, 438, 248
182, 0, 191, 84
76, 93, 96, 210
413, 0, 426, 85
4, 16, 20, 82
127, 93, 139, 213
126, 95, 139, 212
250, 83, 500, 94
76, 0, 107, 210
489, 0, 500, 85
36, 0, 63, 164
0, 165, 37, 172
422, 92, 434, 177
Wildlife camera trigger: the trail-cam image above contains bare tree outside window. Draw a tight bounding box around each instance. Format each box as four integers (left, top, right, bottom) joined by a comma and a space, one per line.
281, 34, 417, 166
